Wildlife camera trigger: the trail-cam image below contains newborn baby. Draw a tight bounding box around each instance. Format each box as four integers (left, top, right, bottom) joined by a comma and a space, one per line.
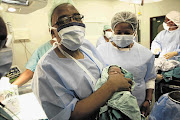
95, 65, 142, 120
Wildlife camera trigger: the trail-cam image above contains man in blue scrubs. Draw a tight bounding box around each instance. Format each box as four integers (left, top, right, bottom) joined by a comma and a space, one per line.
151, 11, 180, 60
32, 1, 132, 120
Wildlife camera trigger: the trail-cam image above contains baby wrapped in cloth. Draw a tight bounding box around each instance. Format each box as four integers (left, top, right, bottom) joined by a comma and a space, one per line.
95, 65, 141, 120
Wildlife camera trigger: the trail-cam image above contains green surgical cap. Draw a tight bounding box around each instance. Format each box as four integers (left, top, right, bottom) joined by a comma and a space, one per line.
48, 0, 75, 26
103, 25, 111, 31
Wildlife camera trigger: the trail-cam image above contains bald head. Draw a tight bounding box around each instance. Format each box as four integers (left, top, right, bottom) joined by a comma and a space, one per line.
51, 3, 79, 26
52, 3, 77, 17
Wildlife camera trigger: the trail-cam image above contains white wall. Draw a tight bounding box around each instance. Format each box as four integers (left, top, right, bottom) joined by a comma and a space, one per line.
74, 0, 113, 46
0, 0, 180, 72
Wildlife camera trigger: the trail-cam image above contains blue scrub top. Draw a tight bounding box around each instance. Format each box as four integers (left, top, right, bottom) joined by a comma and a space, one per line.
97, 42, 156, 106
25, 41, 52, 72
96, 36, 107, 48
32, 39, 105, 120
149, 93, 180, 120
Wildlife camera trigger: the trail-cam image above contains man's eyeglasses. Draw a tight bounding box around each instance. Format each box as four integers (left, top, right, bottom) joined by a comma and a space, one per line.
55, 14, 84, 26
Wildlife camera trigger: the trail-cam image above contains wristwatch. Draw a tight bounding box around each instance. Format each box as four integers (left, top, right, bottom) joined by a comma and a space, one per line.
145, 99, 152, 105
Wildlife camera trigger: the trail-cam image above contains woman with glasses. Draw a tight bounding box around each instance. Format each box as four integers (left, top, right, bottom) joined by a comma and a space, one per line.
32, 1, 132, 120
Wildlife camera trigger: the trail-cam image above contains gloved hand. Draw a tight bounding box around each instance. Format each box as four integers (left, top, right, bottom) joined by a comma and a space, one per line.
163, 51, 178, 59
156, 74, 163, 81
153, 48, 161, 55
140, 101, 150, 117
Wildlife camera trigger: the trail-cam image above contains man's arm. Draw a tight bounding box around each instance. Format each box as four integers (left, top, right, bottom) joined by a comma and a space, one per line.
70, 73, 132, 120
12, 69, 33, 87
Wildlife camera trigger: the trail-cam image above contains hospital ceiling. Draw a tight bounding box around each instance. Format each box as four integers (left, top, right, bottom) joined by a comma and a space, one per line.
0, 0, 166, 14
1, 0, 48, 14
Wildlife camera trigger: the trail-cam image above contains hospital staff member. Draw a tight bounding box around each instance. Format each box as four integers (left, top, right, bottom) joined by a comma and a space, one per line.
12, 38, 55, 87
97, 11, 156, 117
0, 16, 13, 79
0, 16, 13, 120
151, 11, 180, 60
32, 1, 132, 120
96, 25, 112, 47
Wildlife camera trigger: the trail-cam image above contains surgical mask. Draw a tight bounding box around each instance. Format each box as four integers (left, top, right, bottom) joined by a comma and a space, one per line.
105, 31, 112, 39
57, 22, 85, 51
112, 34, 134, 48
0, 47, 13, 78
163, 22, 170, 31
163, 21, 178, 32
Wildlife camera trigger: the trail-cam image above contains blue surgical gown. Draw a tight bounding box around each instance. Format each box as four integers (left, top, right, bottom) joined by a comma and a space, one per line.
32, 40, 105, 120
96, 36, 107, 48
25, 41, 52, 72
151, 29, 180, 60
149, 93, 180, 120
97, 42, 156, 106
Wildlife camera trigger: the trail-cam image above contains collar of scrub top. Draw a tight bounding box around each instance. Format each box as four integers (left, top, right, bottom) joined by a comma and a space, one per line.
53, 42, 103, 80
118, 42, 134, 51
56, 43, 97, 86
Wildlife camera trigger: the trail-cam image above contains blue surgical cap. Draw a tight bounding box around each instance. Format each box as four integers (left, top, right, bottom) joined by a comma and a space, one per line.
111, 11, 138, 32
48, 0, 75, 26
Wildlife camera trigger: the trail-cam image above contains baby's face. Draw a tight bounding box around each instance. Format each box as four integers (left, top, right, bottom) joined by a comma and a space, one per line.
108, 66, 122, 75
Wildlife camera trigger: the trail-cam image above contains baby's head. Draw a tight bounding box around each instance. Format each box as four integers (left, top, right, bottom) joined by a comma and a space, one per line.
108, 65, 122, 75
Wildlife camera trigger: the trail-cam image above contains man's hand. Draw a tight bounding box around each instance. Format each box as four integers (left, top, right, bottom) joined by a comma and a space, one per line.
163, 51, 178, 59
107, 73, 132, 92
